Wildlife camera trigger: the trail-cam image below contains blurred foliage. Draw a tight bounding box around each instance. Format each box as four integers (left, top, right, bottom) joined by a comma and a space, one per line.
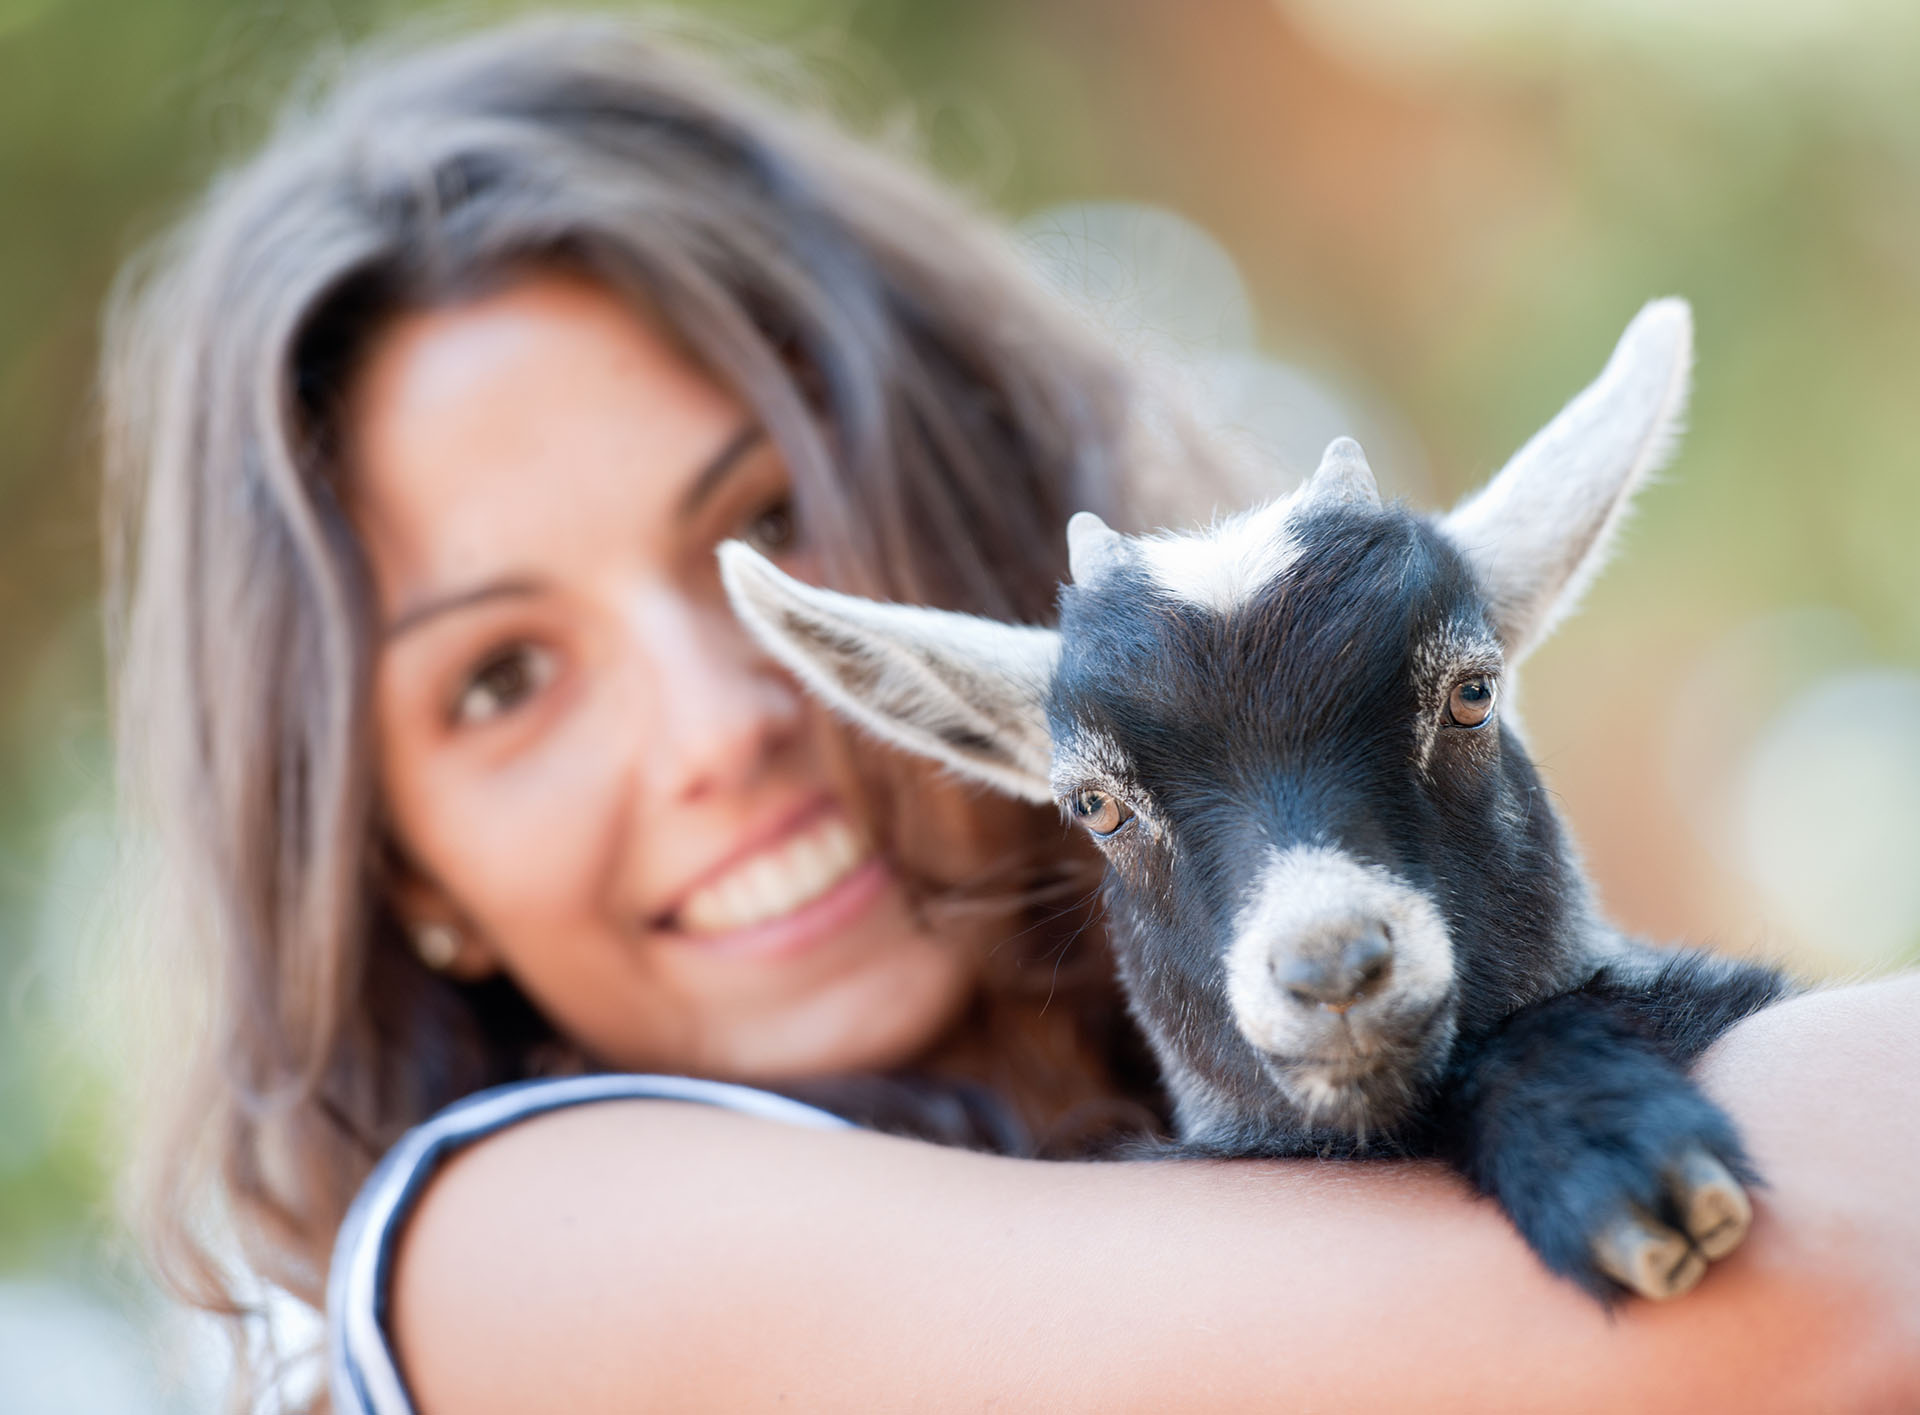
1, 0, 1917, 1396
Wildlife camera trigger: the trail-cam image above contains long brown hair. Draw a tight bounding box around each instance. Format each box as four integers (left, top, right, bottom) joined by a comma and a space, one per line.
104, 13, 1182, 1403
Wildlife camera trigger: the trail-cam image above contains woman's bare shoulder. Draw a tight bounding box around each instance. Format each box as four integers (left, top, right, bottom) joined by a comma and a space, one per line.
391, 977, 1920, 1413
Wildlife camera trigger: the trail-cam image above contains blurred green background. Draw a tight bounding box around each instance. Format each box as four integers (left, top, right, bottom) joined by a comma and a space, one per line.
3, 0, 1917, 1405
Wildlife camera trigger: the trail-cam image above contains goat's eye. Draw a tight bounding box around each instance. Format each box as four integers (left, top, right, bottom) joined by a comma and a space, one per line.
1446, 675, 1498, 729
1069, 788, 1134, 837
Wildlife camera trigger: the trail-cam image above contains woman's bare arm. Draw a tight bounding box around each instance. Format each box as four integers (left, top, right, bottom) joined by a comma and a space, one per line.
391, 975, 1920, 1413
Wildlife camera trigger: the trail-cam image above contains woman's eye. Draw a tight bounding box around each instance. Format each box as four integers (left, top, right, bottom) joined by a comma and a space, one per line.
1069, 788, 1135, 838
741, 494, 798, 555
452, 644, 557, 726
1445, 675, 1499, 730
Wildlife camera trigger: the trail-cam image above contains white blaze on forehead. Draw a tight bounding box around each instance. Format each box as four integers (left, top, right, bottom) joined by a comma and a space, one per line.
1133, 493, 1305, 613
1225, 845, 1455, 1058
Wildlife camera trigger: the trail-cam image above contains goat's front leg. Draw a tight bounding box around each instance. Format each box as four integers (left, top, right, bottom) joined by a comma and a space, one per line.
1437, 992, 1757, 1302
1583, 945, 1795, 1065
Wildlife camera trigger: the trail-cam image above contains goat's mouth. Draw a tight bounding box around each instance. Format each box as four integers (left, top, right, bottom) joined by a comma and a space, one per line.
1250, 994, 1451, 1066
1246, 1051, 1421, 1138
1252, 999, 1456, 1134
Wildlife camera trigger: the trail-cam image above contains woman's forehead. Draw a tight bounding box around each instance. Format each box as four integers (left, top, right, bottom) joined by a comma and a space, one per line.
342, 273, 750, 611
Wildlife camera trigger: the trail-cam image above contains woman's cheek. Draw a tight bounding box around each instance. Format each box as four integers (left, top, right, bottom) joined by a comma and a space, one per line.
390, 674, 630, 955
456, 722, 625, 925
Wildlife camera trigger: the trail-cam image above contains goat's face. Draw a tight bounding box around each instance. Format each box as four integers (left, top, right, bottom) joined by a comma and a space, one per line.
721, 299, 1693, 1145
1047, 500, 1582, 1140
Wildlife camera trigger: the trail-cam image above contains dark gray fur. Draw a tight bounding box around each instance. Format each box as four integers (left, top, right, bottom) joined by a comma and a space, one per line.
1050, 500, 1791, 1297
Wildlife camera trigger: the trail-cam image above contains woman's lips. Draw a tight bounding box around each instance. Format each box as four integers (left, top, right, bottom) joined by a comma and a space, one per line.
662, 811, 890, 961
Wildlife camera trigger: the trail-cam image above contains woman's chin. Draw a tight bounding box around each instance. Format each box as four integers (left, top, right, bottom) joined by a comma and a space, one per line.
684, 905, 980, 1081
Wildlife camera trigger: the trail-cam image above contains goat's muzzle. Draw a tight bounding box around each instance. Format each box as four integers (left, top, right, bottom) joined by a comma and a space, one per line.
1224, 847, 1458, 1129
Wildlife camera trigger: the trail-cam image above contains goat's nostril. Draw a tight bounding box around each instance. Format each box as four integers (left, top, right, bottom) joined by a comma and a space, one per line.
1342, 928, 1393, 992
1281, 978, 1328, 1008
1272, 954, 1332, 1006
1273, 927, 1395, 1010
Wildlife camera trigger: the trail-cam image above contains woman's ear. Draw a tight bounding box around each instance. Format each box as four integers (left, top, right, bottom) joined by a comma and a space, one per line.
382, 840, 503, 981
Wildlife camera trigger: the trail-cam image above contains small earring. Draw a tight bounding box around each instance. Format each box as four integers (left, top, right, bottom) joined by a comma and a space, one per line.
412, 921, 461, 971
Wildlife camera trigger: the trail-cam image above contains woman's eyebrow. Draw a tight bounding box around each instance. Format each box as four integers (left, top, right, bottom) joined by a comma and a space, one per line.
384, 579, 544, 642
676, 421, 767, 521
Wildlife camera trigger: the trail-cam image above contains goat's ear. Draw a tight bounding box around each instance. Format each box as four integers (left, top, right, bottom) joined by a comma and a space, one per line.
1440, 298, 1692, 659
718, 542, 1059, 803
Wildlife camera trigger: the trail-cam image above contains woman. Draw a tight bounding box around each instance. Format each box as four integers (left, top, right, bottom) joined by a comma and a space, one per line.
104, 15, 1918, 1414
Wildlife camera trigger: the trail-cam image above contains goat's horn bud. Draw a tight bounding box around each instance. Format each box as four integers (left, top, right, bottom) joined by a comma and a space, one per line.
1066, 510, 1126, 586
1307, 437, 1382, 510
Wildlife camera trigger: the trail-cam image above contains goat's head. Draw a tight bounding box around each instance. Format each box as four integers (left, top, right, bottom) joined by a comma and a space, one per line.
721, 300, 1692, 1146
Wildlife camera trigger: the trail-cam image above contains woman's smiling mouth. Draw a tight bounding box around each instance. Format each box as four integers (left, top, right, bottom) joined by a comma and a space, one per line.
678, 812, 869, 933
664, 810, 887, 960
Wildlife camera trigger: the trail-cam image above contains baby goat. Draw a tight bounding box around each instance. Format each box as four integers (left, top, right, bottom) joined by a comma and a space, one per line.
721, 300, 1792, 1302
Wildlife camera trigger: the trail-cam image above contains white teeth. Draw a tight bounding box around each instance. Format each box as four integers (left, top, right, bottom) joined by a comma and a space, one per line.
677, 816, 870, 935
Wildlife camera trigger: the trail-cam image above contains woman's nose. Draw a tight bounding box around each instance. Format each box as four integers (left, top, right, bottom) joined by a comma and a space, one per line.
619, 585, 804, 804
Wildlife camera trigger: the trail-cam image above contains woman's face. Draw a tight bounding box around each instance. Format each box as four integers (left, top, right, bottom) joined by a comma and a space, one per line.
347, 272, 992, 1079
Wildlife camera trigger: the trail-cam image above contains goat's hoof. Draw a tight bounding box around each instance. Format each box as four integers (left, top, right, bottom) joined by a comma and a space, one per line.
1666, 1147, 1752, 1261
1590, 1208, 1708, 1301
